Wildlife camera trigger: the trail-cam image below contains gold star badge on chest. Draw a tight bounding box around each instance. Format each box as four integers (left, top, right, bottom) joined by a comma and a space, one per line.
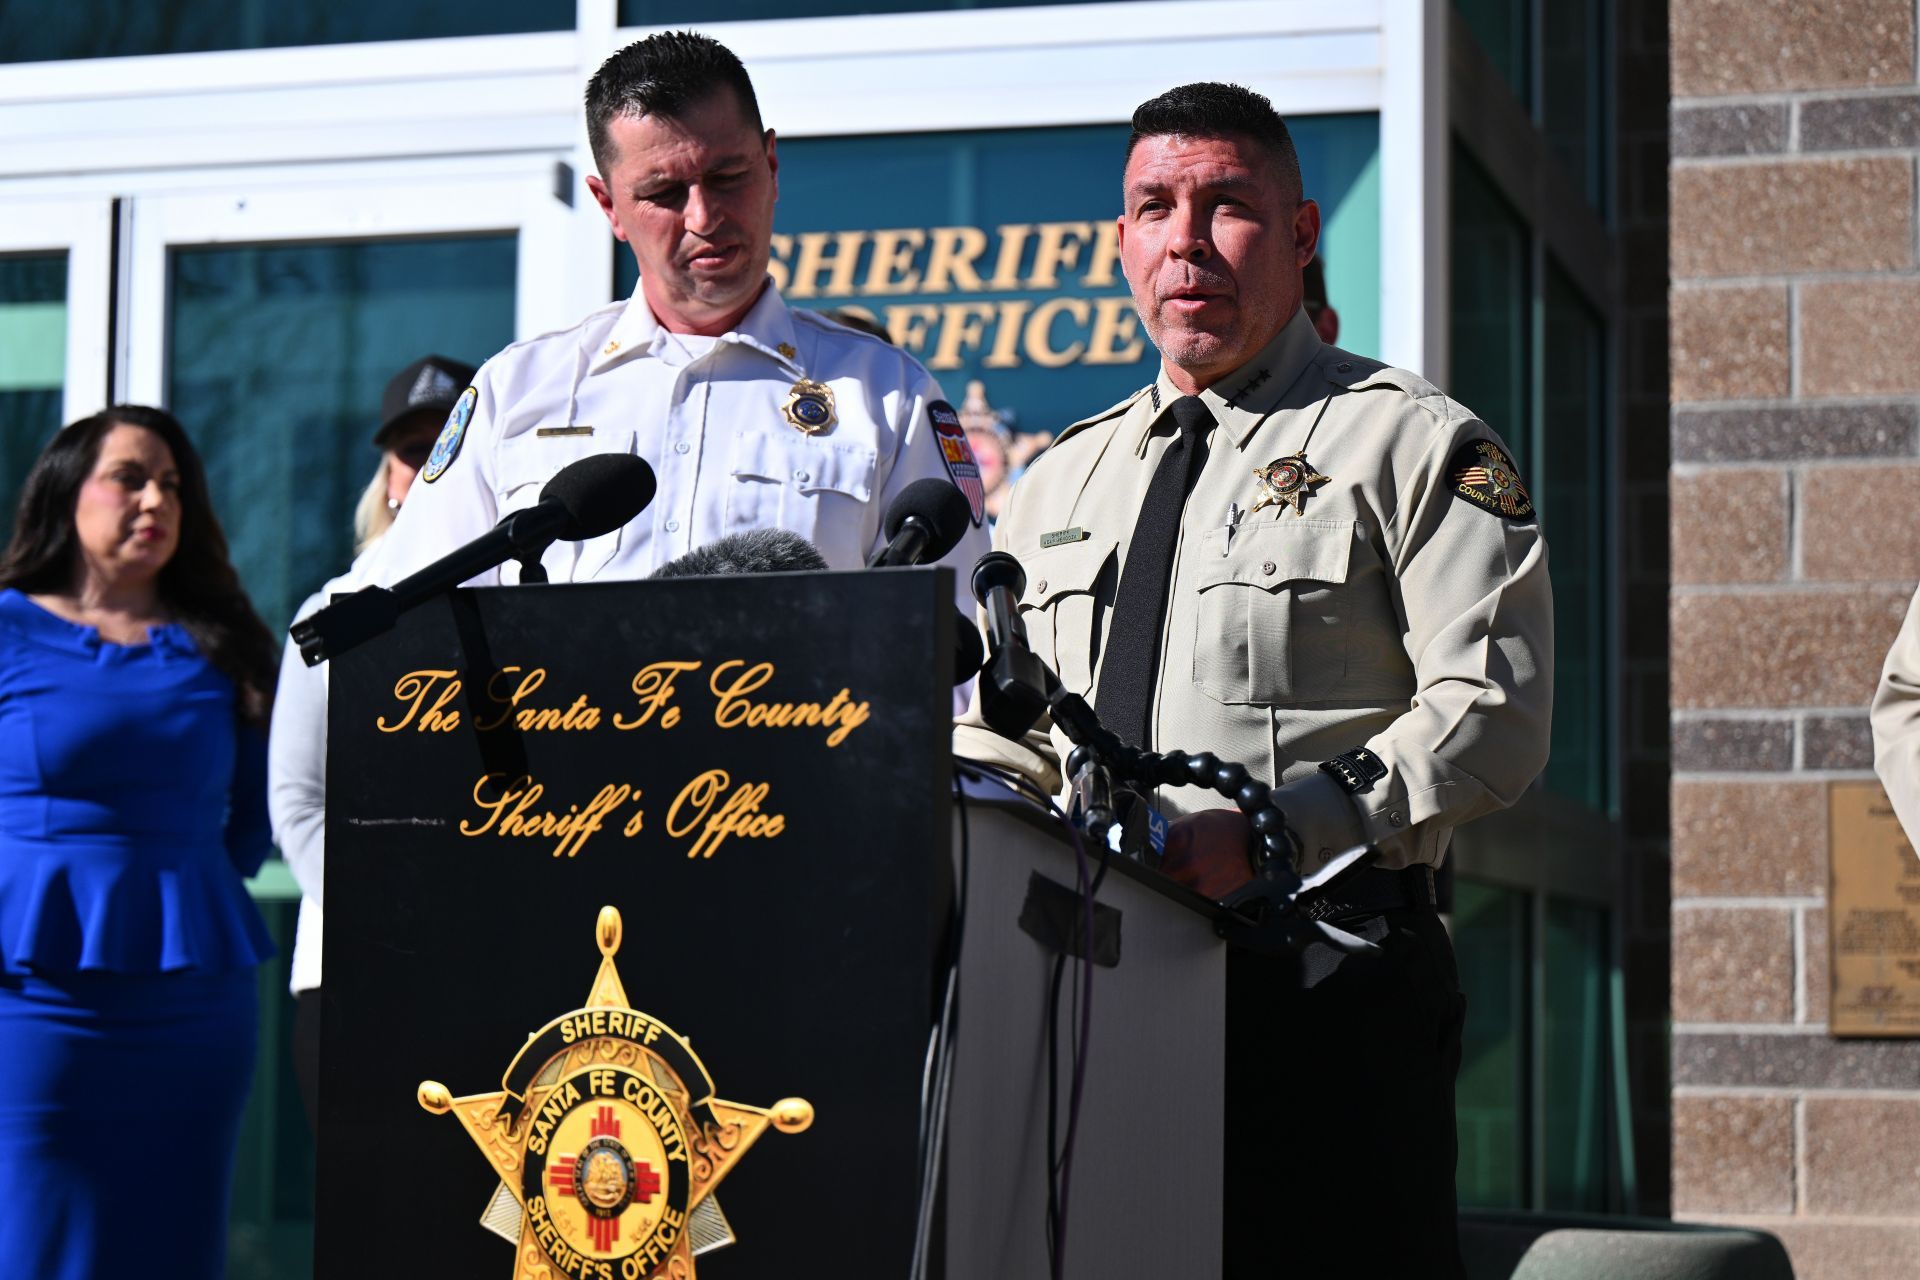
781, 378, 836, 435
1250, 453, 1330, 516
417, 907, 813, 1279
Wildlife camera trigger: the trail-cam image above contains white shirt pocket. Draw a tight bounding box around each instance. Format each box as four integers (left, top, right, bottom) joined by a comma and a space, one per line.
493, 429, 639, 581
725, 432, 878, 568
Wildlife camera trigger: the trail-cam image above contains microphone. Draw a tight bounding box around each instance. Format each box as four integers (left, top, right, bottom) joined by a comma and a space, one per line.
952, 610, 985, 687
867, 479, 974, 568
971, 550, 1051, 737
292, 453, 657, 665
649, 528, 827, 578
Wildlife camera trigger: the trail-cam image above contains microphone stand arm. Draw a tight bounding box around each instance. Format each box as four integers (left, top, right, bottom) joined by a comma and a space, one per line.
992, 659, 1381, 957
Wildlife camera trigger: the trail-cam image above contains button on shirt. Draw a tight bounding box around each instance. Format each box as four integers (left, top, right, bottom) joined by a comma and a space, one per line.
365, 282, 991, 592
955, 308, 1554, 871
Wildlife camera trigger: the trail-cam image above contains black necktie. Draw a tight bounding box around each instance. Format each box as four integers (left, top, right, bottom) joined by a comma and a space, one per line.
1093, 394, 1214, 750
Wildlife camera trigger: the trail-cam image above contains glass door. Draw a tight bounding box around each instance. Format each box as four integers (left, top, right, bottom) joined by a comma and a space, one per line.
119, 168, 573, 1279
0, 198, 112, 523
123, 170, 578, 633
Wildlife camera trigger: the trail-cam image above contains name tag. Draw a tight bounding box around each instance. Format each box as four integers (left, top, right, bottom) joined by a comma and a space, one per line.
535, 426, 595, 438
1040, 527, 1088, 548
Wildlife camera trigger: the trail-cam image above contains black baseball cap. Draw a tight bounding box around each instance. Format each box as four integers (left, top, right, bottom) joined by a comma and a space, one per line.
375, 355, 477, 446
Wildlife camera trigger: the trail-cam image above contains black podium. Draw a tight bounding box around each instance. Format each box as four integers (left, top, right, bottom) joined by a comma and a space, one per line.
315, 570, 1223, 1279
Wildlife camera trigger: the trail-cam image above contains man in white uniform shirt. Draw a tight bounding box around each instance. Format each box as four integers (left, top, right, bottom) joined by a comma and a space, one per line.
370, 31, 991, 590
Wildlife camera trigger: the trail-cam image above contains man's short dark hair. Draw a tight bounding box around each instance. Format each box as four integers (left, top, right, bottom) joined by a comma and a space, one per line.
585, 31, 764, 174
1124, 82, 1302, 202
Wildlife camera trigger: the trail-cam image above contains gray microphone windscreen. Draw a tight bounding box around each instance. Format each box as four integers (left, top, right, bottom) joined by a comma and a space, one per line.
649, 528, 829, 579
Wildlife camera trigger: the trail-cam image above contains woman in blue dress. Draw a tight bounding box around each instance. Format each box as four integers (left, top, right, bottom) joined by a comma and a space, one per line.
0, 406, 279, 1278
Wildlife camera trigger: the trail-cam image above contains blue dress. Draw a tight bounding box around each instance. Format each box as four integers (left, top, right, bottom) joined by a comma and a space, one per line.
0, 589, 274, 1279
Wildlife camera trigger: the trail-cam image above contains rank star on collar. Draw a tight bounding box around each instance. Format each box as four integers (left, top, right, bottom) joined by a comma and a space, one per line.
1250, 453, 1329, 516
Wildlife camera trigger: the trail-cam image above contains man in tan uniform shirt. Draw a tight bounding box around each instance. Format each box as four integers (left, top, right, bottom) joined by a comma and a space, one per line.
1873, 584, 1920, 844
955, 83, 1552, 1277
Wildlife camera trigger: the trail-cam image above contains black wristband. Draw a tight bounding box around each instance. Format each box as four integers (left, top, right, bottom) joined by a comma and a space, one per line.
1318, 747, 1387, 795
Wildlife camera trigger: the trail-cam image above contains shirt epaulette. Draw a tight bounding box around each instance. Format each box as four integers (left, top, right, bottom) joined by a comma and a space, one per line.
1053, 384, 1152, 447
1325, 353, 1468, 432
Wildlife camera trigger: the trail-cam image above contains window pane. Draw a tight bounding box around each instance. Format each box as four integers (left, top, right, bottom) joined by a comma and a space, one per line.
1453, 0, 1529, 104
166, 235, 516, 638
1449, 148, 1530, 450
1454, 878, 1528, 1208
1542, 898, 1610, 1210
0, 0, 571, 64
1540, 262, 1607, 811
615, 117, 1383, 434
1541, 0, 1607, 210
0, 253, 67, 531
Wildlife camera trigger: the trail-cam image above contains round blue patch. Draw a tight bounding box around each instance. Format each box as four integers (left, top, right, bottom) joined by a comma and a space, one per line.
792, 395, 830, 428
422, 386, 476, 484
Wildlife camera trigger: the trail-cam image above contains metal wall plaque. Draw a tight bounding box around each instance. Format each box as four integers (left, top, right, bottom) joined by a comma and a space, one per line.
1830, 780, 1920, 1037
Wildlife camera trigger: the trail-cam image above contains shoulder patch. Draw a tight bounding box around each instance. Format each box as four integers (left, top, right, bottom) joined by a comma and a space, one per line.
928, 399, 985, 527
421, 386, 476, 484
1448, 438, 1534, 520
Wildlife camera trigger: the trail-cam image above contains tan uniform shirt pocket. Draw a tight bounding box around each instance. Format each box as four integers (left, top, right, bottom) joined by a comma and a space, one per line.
1017, 537, 1117, 695
1191, 519, 1353, 705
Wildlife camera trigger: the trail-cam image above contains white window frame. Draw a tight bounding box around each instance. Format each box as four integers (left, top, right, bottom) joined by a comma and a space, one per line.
120, 167, 591, 407
0, 198, 113, 424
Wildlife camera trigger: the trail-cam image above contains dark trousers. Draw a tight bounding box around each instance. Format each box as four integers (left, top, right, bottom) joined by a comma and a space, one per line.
1223, 908, 1467, 1279
294, 986, 323, 1137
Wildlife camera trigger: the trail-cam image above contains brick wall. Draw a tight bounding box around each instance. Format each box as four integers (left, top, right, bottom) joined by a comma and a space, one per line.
1669, 1, 1920, 1274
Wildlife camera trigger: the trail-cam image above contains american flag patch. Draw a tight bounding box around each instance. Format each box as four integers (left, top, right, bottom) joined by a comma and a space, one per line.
1447, 438, 1534, 521
928, 400, 985, 527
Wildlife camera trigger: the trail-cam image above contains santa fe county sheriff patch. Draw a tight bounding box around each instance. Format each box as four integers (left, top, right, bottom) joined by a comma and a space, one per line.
1447, 438, 1534, 520
928, 400, 985, 527
422, 386, 477, 484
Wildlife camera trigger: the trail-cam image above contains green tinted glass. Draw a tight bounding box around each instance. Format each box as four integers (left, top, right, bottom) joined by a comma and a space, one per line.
166, 235, 515, 637
1542, 898, 1611, 1210
0, 253, 67, 532
1541, 263, 1607, 810
0, 0, 571, 62
1541, 0, 1607, 210
1449, 148, 1529, 449
1454, 0, 1529, 102
1454, 878, 1528, 1208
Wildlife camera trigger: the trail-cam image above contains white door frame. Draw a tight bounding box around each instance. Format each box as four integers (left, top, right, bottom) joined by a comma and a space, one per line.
121, 169, 585, 407
0, 198, 113, 424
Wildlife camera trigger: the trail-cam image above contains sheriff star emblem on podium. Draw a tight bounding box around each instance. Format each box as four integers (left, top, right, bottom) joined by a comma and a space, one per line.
418, 907, 813, 1280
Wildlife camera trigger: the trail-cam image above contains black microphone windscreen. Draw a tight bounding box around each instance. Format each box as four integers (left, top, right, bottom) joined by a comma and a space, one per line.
884, 479, 974, 563
650, 529, 829, 579
971, 550, 1027, 604
953, 611, 986, 685
540, 454, 657, 540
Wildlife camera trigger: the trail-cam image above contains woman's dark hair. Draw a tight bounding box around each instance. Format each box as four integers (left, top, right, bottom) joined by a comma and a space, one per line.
0, 405, 278, 728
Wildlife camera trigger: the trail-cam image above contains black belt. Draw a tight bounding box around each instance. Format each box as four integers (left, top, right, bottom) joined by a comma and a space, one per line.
1301, 865, 1437, 923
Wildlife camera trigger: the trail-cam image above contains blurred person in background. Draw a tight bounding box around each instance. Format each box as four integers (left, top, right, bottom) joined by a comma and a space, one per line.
0, 405, 279, 1278
1872, 582, 1920, 844
267, 355, 475, 1131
